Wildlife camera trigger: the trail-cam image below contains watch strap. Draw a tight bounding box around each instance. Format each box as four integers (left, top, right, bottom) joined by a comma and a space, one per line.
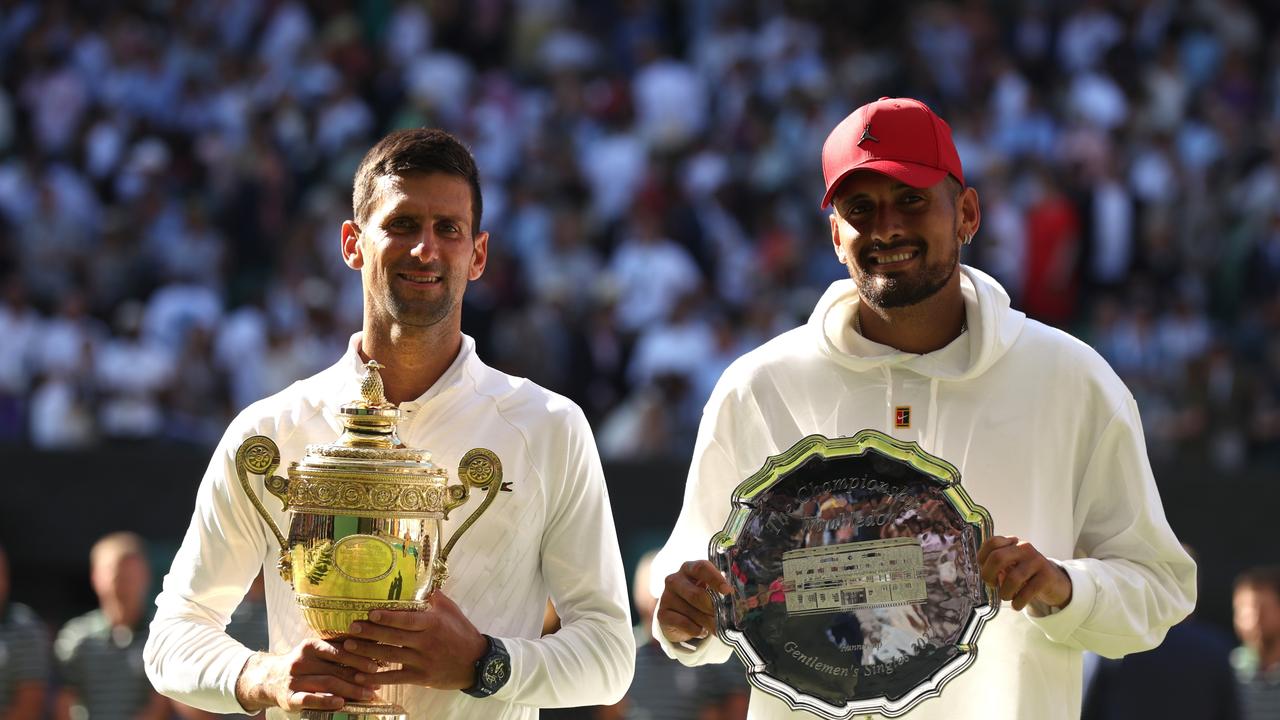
462, 634, 510, 698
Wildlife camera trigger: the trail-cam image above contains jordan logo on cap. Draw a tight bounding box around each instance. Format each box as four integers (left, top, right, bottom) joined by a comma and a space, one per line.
858, 123, 880, 146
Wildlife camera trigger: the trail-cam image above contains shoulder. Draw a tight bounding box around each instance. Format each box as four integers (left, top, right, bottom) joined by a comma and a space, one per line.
3, 602, 47, 634
54, 610, 106, 658
221, 364, 342, 447
722, 325, 813, 383
709, 325, 815, 404
463, 359, 591, 439
1008, 318, 1132, 412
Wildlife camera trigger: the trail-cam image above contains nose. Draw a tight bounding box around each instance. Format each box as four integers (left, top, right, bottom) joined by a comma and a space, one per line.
409, 229, 442, 262
866, 201, 906, 246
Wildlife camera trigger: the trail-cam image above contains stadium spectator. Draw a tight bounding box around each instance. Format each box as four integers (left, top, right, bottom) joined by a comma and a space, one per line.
0, 0, 1274, 470
1232, 566, 1280, 720
0, 544, 49, 720
54, 532, 168, 720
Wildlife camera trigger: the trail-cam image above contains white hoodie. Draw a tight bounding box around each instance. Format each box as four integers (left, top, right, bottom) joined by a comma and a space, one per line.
652, 266, 1196, 719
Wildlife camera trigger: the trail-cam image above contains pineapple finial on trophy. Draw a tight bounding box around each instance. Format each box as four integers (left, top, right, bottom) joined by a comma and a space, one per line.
335, 359, 401, 448
360, 359, 388, 406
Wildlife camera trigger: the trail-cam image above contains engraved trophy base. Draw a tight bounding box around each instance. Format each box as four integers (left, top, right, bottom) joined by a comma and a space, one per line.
301, 702, 407, 720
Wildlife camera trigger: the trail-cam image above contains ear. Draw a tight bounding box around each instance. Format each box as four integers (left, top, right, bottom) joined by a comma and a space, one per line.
469, 230, 489, 281
341, 220, 363, 270
829, 213, 848, 264
958, 187, 981, 242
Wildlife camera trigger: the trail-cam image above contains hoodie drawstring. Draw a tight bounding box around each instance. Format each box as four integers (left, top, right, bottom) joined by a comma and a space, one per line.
925, 377, 940, 452
881, 365, 894, 431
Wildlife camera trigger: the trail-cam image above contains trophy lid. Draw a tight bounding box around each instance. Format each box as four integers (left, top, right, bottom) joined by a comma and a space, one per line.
298, 360, 439, 467
336, 360, 403, 446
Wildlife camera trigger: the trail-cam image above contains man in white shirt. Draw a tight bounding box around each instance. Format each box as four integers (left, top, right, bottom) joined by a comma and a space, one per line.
145, 128, 635, 718
650, 97, 1195, 719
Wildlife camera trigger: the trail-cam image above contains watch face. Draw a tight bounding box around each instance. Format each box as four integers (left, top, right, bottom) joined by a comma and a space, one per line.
483, 655, 508, 687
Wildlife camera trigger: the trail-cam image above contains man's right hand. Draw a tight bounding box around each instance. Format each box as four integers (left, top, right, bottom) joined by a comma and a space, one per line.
656, 560, 732, 645
234, 638, 383, 713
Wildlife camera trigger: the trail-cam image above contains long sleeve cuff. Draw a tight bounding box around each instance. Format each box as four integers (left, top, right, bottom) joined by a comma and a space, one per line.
487, 616, 635, 708
1025, 560, 1096, 644
651, 607, 733, 667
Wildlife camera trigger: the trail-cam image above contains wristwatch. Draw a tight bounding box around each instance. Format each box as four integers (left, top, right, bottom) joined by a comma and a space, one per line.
462, 634, 511, 698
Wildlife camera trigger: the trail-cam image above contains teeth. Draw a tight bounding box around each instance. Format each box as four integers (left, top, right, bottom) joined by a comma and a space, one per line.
877, 251, 915, 264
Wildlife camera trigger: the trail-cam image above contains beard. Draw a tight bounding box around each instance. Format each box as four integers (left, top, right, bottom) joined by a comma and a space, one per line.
376, 264, 462, 328
851, 239, 958, 309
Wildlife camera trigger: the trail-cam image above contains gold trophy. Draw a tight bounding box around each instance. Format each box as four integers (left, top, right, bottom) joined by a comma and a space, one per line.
234, 360, 502, 720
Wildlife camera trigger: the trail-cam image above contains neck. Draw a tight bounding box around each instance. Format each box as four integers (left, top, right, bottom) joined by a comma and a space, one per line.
359, 318, 462, 404
856, 277, 966, 354
102, 601, 138, 629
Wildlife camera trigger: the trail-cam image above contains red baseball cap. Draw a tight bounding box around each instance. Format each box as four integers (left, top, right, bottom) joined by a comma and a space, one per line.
820, 97, 964, 208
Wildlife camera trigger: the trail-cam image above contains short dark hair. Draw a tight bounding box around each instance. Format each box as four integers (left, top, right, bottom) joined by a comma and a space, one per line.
352, 128, 483, 233
944, 175, 963, 200
1235, 565, 1280, 598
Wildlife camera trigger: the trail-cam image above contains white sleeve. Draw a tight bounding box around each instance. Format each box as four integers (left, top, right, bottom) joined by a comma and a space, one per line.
649, 386, 748, 667
1027, 396, 1197, 657
144, 425, 270, 714
490, 406, 636, 707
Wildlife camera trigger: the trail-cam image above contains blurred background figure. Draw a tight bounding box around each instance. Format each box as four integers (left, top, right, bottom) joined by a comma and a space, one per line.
0, 543, 49, 720
54, 532, 168, 720
597, 550, 748, 720
1082, 545, 1240, 720
1232, 567, 1280, 720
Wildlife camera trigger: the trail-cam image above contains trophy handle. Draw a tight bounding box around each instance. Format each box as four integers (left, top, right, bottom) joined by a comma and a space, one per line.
234, 436, 292, 579
435, 449, 504, 588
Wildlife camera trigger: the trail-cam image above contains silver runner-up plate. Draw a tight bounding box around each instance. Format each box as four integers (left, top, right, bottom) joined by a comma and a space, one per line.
710, 430, 997, 718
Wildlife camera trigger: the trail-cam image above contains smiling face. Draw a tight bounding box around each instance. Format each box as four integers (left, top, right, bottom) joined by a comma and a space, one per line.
828, 171, 977, 310
342, 172, 488, 334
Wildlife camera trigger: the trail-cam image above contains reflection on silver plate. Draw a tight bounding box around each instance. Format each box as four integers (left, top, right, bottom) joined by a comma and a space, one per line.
711, 430, 997, 718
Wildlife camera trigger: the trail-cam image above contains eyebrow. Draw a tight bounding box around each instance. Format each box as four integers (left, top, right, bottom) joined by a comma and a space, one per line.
834, 181, 926, 204
384, 206, 468, 225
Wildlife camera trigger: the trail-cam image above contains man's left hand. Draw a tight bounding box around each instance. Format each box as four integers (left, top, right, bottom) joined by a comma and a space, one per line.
342, 591, 488, 690
978, 535, 1073, 613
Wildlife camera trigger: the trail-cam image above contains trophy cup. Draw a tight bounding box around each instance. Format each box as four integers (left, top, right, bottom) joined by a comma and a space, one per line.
711, 430, 997, 718
234, 360, 502, 720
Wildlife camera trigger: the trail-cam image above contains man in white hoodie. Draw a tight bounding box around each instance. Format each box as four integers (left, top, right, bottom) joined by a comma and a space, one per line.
650, 97, 1196, 719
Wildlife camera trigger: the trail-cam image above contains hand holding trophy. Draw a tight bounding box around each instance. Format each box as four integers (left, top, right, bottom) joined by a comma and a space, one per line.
234, 360, 502, 719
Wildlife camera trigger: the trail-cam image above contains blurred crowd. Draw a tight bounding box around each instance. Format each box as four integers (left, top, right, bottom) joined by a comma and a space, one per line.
0, 0, 1278, 471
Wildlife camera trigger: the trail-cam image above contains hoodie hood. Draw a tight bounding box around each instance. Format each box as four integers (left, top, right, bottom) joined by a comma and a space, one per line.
809, 265, 1025, 381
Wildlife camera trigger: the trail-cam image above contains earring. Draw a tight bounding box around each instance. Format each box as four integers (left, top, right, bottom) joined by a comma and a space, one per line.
962, 233, 973, 246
